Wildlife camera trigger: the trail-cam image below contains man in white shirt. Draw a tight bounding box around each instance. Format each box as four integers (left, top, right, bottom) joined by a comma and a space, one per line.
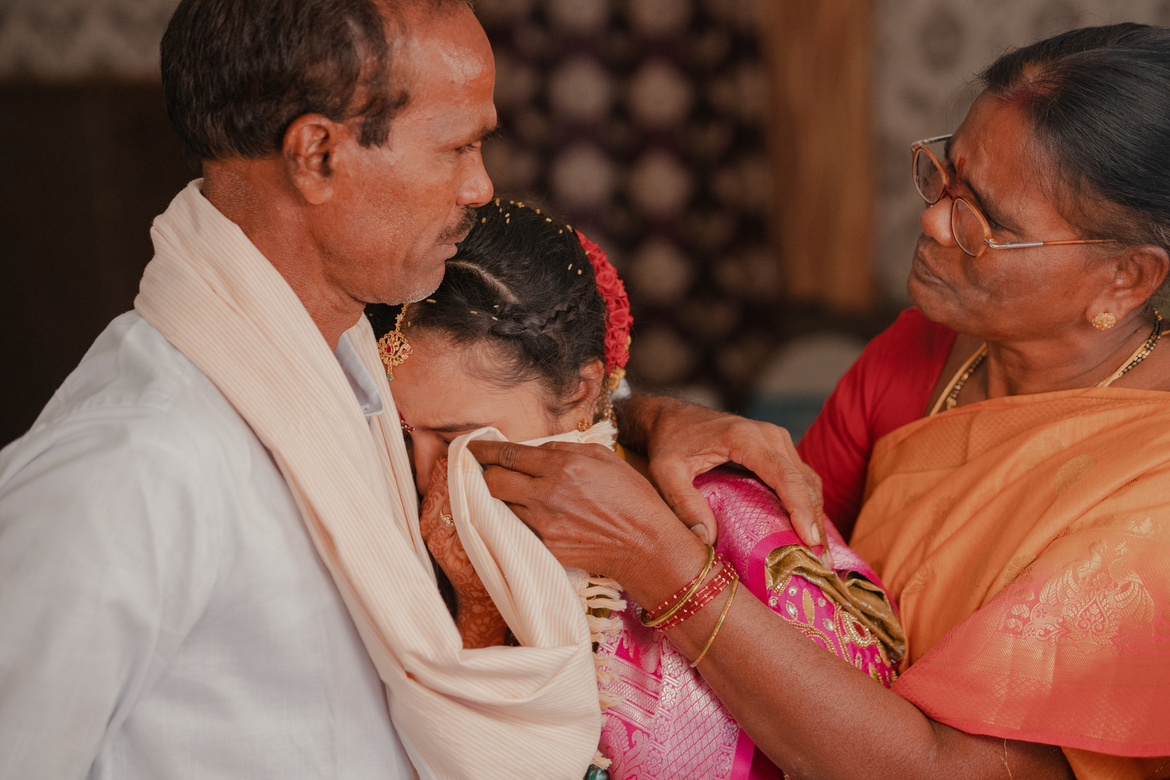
0, 0, 490, 776
0, 318, 417, 778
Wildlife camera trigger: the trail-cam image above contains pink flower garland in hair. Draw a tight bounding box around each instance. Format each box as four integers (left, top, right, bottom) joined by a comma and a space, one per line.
575, 230, 632, 389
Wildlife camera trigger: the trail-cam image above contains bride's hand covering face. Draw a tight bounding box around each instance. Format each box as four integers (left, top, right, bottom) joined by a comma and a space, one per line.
416, 455, 509, 648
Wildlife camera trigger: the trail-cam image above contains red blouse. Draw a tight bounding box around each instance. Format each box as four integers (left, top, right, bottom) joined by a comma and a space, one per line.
796, 308, 955, 540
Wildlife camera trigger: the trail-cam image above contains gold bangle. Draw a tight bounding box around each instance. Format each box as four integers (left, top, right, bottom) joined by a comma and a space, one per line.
690, 575, 739, 668
641, 545, 716, 627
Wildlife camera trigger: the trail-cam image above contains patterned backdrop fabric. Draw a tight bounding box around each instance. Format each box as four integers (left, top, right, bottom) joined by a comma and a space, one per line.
8, 0, 1170, 402
475, 0, 777, 408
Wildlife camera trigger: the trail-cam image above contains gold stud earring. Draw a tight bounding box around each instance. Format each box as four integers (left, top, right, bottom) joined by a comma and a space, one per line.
1092, 312, 1117, 330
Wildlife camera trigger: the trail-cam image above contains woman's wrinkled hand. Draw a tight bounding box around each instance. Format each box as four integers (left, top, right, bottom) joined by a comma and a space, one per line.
625, 396, 830, 567
418, 456, 508, 648
466, 439, 705, 601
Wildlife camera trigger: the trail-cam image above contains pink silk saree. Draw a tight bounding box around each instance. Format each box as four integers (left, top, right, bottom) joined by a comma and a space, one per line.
596, 470, 903, 779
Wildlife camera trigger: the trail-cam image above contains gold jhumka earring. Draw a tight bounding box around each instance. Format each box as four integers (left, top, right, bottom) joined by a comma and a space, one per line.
378, 307, 413, 379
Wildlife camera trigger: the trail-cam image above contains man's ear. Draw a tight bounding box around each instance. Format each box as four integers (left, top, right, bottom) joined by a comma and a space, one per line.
1094, 244, 1170, 321
282, 113, 343, 205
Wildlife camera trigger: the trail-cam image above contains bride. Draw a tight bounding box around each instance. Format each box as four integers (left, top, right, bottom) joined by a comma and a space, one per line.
373, 200, 903, 779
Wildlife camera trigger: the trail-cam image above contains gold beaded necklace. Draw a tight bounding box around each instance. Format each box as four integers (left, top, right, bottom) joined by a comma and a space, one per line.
928, 310, 1165, 417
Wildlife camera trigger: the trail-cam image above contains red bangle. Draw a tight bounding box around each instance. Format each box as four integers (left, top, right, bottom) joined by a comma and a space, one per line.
641, 546, 716, 627
653, 562, 735, 631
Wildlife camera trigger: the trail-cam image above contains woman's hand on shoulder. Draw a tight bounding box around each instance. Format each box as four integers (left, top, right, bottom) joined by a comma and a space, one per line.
615, 395, 829, 564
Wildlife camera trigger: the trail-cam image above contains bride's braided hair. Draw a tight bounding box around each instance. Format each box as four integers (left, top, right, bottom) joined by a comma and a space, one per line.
371, 199, 607, 414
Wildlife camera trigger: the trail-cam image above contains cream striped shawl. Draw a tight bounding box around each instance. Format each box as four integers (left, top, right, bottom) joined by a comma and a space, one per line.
135, 181, 601, 779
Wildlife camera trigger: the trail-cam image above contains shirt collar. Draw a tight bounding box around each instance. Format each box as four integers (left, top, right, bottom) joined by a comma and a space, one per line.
335, 333, 385, 419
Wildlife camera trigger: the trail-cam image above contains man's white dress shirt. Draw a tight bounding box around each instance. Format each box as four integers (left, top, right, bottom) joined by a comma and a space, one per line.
0, 311, 414, 779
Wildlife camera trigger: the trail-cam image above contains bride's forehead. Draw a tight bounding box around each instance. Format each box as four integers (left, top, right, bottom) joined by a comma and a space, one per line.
395, 333, 472, 385
393, 331, 521, 406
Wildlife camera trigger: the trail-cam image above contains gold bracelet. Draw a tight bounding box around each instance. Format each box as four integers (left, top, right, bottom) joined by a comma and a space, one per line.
641, 545, 716, 628
690, 575, 739, 668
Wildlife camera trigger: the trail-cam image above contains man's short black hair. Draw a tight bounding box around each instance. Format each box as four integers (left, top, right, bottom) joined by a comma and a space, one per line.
160, 0, 469, 162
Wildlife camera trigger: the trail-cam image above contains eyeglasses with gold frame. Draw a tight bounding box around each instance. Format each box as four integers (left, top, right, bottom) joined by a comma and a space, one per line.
911, 134, 1115, 259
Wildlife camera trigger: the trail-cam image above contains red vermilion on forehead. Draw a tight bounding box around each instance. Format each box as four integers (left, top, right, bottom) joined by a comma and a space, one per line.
945, 156, 967, 199
1004, 84, 1036, 110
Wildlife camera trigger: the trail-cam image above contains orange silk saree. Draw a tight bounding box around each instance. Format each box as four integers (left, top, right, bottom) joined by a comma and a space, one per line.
850, 388, 1170, 776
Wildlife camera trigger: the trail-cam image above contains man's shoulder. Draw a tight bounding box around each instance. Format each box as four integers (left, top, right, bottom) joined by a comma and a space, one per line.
20, 312, 251, 451
0, 310, 290, 590
41, 310, 216, 419
2, 311, 263, 491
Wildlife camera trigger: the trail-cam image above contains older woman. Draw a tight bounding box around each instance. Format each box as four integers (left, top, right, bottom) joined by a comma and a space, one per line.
472, 23, 1170, 779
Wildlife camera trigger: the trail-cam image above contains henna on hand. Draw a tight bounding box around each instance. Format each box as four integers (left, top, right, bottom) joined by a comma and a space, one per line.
419, 456, 509, 648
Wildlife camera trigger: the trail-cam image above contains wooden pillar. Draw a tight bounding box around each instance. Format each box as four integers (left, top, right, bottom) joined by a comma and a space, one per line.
761, 0, 876, 310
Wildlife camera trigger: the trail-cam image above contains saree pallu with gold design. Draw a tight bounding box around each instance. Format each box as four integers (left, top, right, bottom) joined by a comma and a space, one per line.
850, 389, 1170, 777
596, 470, 904, 780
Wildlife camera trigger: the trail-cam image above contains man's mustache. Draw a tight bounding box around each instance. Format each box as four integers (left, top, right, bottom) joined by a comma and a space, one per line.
438, 208, 477, 244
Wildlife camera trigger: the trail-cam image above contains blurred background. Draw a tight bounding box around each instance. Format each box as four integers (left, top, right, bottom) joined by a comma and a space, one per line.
3, 0, 1170, 448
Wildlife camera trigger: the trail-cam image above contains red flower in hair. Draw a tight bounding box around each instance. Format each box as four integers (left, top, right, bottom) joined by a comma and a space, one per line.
576, 230, 632, 374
